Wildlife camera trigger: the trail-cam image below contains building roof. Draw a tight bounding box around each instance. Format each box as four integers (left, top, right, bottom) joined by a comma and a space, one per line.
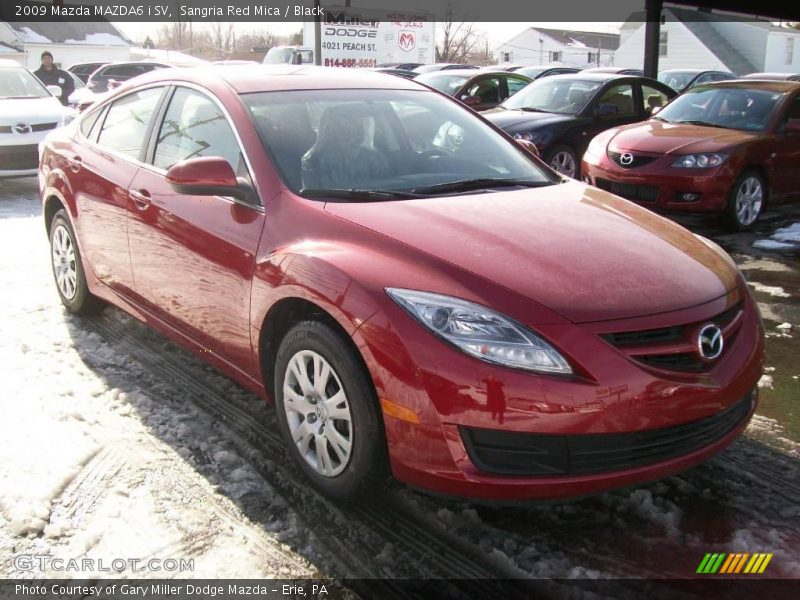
4, 20, 131, 46
0, 41, 22, 53
530, 27, 620, 51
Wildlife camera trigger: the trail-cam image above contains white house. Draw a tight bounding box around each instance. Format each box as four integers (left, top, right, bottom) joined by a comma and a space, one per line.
0, 20, 132, 70
616, 8, 800, 75
496, 27, 620, 69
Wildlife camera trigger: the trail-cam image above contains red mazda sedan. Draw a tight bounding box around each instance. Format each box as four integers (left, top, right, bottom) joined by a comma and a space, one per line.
39, 66, 763, 502
582, 80, 800, 230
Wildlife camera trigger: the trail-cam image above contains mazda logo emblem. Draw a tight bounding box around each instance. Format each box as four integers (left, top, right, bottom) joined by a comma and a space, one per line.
697, 324, 724, 361
620, 152, 634, 165
14, 122, 32, 135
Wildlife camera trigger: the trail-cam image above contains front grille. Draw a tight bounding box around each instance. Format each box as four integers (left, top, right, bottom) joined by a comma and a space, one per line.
602, 303, 742, 373
607, 150, 658, 169
0, 144, 39, 170
461, 392, 753, 476
595, 177, 660, 202
0, 122, 57, 134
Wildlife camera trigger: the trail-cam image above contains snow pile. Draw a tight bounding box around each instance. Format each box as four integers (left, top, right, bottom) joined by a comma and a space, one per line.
754, 222, 800, 251
747, 282, 791, 298
12, 27, 51, 43
64, 33, 128, 46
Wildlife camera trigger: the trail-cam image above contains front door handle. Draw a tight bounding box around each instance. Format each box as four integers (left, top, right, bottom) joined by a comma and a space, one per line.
68, 155, 82, 173
129, 189, 152, 210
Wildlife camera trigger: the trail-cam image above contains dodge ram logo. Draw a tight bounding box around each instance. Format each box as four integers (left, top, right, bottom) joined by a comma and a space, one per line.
14, 123, 32, 135
399, 31, 416, 52
697, 324, 723, 361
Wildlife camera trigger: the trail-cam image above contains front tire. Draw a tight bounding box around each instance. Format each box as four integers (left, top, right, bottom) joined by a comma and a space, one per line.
49, 209, 105, 315
723, 170, 765, 231
545, 144, 579, 179
274, 320, 389, 501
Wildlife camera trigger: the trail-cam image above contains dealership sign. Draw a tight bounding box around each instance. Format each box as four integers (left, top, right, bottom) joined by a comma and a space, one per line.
303, 5, 435, 68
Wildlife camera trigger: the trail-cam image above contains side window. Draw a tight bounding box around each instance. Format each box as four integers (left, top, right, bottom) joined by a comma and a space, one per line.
79, 106, 103, 138
780, 97, 800, 131
465, 77, 500, 104
153, 88, 241, 171
506, 76, 530, 97
641, 84, 669, 113
597, 83, 635, 117
96, 87, 163, 159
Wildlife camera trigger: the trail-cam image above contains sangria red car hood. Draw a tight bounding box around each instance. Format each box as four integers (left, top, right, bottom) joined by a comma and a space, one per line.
325, 181, 738, 323
608, 120, 758, 154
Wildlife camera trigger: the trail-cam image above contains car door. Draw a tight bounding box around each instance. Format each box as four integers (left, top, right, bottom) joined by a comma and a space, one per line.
70, 86, 165, 296
580, 81, 642, 151
126, 86, 264, 371
771, 94, 800, 198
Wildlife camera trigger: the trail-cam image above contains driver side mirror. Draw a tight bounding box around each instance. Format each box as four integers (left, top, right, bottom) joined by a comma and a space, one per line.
47, 84, 62, 97
786, 118, 800, 134
461, 95, 482, 108
515, 139, 540, 157
166, 157, 253, 202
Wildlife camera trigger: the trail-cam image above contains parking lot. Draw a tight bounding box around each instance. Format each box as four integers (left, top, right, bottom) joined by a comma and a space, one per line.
0, 175, 798, 587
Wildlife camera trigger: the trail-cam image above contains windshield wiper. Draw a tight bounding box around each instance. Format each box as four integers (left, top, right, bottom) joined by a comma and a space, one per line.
300, 188, 425, 201
410, 178, 552, 195
674, 119, 726, 129
517, 107, 548, 112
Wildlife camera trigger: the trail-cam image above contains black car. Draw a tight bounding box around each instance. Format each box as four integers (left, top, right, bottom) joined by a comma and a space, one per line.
484, 73, 676, 178
67, 61, 110, 84
86, 61, 170, 93
413, 63, 479, 74
658, 69, 735, 92
376, 62, 423, 71
371, 68, 418, 79
740, 72, 800, 81
415, 69, 533, 111
515, 65, 580, 80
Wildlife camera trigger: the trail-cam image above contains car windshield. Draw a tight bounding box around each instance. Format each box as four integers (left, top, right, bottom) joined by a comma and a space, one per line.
655, 86, 782, 131
516, 67, 546, 79
501, 78, 602, 114
415, 73, 469, 95
0, 67, 50, 99
243, 88, 556, 198
658, 71, 696, 90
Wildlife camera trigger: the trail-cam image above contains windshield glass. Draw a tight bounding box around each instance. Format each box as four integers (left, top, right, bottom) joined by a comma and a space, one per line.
502, 78, 602, 114
415, 73, 469, 95
655, 86, 782, 131
658, 71, 695, 90
0, 67, 50, 99
516, 67, 545, 79
243, 88, 555, 197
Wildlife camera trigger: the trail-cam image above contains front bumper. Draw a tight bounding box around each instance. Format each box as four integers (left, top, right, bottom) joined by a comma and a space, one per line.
0, 135, 47, 178
581, 152, 736, 214
358, 289, 764, 501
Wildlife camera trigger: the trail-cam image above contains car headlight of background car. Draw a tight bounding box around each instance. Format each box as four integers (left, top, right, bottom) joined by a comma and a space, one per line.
386, 288, 572, 374
512, 131, 549, 146
671, 153, 728, 168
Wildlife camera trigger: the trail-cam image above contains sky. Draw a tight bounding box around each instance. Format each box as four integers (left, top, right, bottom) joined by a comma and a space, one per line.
115, 21, 623, 47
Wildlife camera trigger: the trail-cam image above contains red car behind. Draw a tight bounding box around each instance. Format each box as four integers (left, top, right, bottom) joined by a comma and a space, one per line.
39, 66, 763, 502
582, 80, 800, 230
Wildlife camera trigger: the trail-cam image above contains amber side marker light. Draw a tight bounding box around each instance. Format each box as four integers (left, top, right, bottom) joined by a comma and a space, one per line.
380, 398, 420, 424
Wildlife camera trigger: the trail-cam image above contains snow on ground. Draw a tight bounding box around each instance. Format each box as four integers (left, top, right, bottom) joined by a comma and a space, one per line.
754, 222, 800, 251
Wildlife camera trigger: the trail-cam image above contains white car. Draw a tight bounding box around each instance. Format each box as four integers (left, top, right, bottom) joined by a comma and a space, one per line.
0, 60, 76, 178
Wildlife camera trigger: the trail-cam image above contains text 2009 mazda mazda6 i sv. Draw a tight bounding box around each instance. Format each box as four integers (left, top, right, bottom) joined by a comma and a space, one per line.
39, 66, 764, 501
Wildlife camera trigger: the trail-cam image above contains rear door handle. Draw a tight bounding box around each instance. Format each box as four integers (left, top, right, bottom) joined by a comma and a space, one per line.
129, 189, 152, 210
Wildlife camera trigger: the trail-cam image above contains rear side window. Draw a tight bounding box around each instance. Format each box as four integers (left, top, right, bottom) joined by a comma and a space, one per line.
153, 87, 241, 171
96, 87, 163, 160
79, 107, 103, 138
506, 76, 530, 97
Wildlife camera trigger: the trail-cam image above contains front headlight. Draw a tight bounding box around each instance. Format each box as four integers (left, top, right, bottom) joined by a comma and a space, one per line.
671, 153, 727, 168
513, 131, 535, 141
386, 288, 572, 374
584, 135, 608, 161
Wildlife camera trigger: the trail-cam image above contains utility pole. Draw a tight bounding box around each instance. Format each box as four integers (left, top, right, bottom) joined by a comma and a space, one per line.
313, 0, 321, 65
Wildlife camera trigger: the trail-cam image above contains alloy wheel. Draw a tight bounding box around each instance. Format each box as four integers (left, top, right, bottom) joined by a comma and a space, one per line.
550, 150, 577, 178
282, 350, 353, 477
735, 176, 763, 227
52, 224, 78, 300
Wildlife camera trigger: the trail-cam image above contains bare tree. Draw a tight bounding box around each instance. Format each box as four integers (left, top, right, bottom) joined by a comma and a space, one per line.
157, 21, 192, 51
209, 23, 236, 59
436, 6, 482, 63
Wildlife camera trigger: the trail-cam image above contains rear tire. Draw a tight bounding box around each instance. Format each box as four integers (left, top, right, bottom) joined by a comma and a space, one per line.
49, 209, 105, 315
274, 320, 389, 502
722, 170, 765, 231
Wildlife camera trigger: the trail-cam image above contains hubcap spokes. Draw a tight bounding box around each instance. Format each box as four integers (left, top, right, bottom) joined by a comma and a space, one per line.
52, 225, 77, 300
283, 350, 353, 477
735, 177, 763, 226
551, 151, 576, 178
